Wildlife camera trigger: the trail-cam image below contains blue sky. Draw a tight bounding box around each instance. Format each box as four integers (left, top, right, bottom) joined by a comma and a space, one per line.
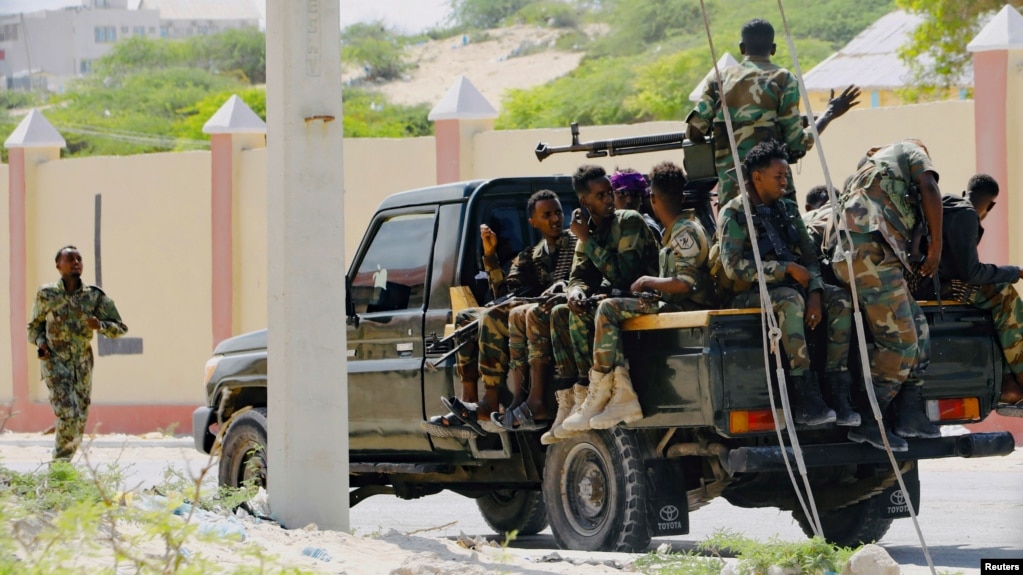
0, 0, 454, 34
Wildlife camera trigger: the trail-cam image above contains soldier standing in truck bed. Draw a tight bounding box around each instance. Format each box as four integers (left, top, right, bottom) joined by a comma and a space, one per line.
685, 18, 859, 211
422, 190, 576, 436
718, 140, 858, 430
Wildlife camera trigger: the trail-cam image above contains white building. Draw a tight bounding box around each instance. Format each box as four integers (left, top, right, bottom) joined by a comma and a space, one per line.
0, 0, 260, 92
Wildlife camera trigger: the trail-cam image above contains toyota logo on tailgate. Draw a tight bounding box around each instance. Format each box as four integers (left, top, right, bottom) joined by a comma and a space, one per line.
890, 490, 906, 506
659, 505, 680, 522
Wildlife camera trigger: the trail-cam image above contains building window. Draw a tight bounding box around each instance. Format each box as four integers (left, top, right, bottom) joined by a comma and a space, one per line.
80, 59, 92, 74
197, 25, 208, 35
0, 24, 19, 42
160, 26, 169, 37
94, 26, 116, 43
120, 25, 128, 34
133, 26, 145, 36
209, 24, 218, 33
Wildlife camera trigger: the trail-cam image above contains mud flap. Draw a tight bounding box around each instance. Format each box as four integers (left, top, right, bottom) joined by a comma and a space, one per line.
879, 464, 920, 519
645, 458, 690, 536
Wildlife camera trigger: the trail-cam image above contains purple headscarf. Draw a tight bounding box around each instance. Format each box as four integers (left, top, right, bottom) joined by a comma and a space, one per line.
610, 171, 649, 197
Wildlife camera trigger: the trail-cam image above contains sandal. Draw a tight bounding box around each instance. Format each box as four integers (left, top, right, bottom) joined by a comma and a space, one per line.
420, 412, 480, 440
995, 398, 1023, 418
491, 403, 548, 432
441, 396, 491, 436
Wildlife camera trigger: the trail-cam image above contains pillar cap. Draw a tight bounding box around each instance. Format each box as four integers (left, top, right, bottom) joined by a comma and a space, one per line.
428, 75, 498, 121
968, 5, 1023, 53
203, 94, 267, 135
4, 109, 65, 149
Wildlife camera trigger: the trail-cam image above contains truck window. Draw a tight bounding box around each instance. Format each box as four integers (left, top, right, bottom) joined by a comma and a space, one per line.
351, 213, 434, 313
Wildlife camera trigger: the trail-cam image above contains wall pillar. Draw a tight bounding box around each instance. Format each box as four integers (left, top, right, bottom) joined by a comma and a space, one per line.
203, 95, 267, 349
5, 110, 64, 428
428, 76, 497, 184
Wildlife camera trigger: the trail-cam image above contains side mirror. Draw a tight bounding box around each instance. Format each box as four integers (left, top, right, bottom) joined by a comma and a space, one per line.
345, 276, 359, 328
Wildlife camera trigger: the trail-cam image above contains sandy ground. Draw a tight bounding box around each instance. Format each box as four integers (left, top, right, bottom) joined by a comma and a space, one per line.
343, 25, 603, 109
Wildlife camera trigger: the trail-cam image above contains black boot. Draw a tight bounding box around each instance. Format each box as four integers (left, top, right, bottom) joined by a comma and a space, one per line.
847, 396, 908, 452
791, 374, 837, 426
824, 371, 862, 427
893, 384, 941, 439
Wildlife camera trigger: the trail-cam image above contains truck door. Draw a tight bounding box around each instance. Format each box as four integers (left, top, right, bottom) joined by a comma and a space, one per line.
347, 208, 437, 454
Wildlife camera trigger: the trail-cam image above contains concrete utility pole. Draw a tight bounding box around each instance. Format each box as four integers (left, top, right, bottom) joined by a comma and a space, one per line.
265, 0, 349, 530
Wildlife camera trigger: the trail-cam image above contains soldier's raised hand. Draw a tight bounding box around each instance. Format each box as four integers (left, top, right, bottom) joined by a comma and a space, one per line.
480, 224, 498, 257
569, 209, 590, 243
87, 317, 101, 330
825, 85, 861, 118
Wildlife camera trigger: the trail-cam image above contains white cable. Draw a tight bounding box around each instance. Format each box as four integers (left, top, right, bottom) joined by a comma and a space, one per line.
696, 0, 823, 537
774, 2, 936, 570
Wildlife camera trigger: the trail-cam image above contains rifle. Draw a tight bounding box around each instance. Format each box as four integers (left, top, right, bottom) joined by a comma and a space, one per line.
575, 290, 662, 311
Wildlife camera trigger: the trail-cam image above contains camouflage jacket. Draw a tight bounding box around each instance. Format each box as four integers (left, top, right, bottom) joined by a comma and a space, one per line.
568, 209, 659, 294
685, 55, 812, 206
660, 210, 714, 309
802, 205, 834, 255
839, 141, 936, 270
484, 232, 578, 298
28, 282, 128, 372
718, 196, 824, 293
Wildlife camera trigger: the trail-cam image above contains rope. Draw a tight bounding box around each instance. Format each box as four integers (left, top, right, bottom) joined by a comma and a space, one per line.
774, 2, 936, 570
696, 0, 824, 538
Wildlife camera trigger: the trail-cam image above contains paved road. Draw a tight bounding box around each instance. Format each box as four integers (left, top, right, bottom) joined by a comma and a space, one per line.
2, 434, 1020, 574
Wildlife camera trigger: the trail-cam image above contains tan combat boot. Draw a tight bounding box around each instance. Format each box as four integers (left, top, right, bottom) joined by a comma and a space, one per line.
553, 384, 589, 440
541, 388, 575, 445
560, 369, 614, 432
590, 364, 643, 429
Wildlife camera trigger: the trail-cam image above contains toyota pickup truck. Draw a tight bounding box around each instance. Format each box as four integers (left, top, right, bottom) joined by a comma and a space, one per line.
192, 146, 1015, 552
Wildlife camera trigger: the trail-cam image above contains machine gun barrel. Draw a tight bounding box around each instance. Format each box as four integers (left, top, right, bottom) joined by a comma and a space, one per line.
535, 122, 693, 162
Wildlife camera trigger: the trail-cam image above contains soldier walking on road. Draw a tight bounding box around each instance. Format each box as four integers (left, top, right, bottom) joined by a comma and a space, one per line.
718, 140, 857, 429
28, 246, 128, 461
686, 18, 859, 210
833, 139, 944, 451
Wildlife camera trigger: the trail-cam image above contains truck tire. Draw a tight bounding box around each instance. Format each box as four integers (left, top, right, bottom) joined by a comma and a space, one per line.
476, 489, 549, 536
794, 493, 894, 547
542, 428, 651, 552
219, 408, 268, 490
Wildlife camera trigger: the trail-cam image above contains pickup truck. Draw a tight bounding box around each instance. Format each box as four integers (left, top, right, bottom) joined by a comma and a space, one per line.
192, 154, 1015, 552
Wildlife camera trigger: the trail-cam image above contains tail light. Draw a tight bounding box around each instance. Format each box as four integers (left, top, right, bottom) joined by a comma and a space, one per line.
729, 409, 784, 434
926, 397, 980, 422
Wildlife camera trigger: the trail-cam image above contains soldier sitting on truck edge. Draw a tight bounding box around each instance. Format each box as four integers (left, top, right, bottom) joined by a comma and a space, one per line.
554, 161, 717, 434
832, 139, 943, 451
422, 189, 577, 436
544, 165, 660, 443
908, 174, 1023, 418
611, 169, 663, 238
685, 18, 859, 211
719, 139, 859, 429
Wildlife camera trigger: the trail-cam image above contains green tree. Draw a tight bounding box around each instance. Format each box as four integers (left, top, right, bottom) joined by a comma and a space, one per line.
449, 0, 540, 29
342, 21, 410, 81
896, 1, 1020, 96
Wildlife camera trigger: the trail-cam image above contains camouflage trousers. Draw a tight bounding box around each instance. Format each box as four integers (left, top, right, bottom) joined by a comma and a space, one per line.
591, 298, 660, 374
454, 303, 528, 388
968, 282, 1023, 375
731, 284, 853, 376
43, 351, 94, 461
550, 303, 590, 391
834, 232, 930, 400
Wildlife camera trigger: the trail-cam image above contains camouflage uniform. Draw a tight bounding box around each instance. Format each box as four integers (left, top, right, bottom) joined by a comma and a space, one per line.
833, 141, 936, 400
552, 210, 659, 387
27, 282, 127, 460
686, 55, 814, 209
591, 211, 715, 373
456, 233, 577, 388
718, 197, 852, 376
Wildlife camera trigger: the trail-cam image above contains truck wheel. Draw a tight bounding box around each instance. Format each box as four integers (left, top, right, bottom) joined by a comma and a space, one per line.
476, 489, 549, 536
542, 428, 651, 552
219, 408, 268, 489
794, 493, 894, 547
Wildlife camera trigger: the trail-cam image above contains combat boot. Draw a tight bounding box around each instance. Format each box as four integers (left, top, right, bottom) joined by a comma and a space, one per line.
541, 388, 575, 445
847, 396, 908, 452
560, 370, 614, 432
552, 384, 588, 440
590, 364, 643, 429
824, 371, 862, 427
791, 374, 837, 426
893, 384, 940, 439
